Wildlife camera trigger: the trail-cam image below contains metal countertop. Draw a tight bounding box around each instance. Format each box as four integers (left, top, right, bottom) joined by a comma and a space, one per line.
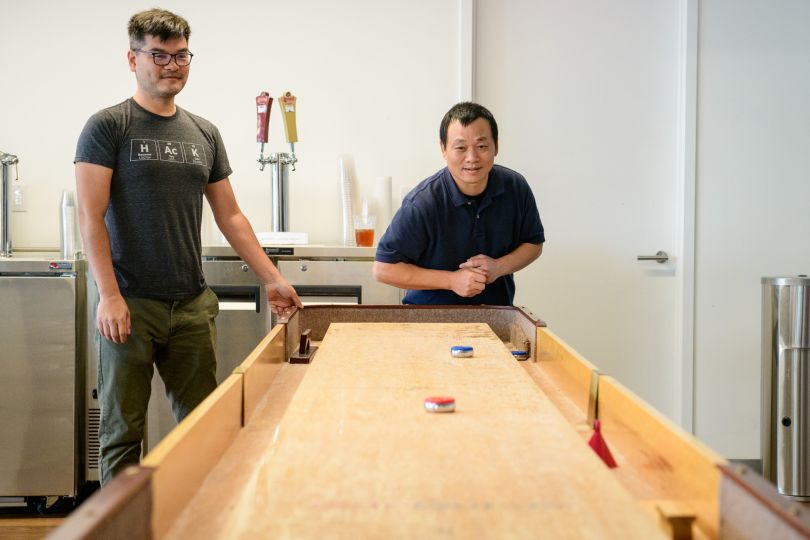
202, 244, 376, 259
0, 257, 82, 274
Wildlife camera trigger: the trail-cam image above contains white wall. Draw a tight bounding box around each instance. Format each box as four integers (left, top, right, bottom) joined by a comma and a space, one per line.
694, 0, 810, 457
0, 0, 459, 248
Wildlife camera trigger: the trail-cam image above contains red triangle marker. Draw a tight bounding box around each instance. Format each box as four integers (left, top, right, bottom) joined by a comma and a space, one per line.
588, 419, 618, 468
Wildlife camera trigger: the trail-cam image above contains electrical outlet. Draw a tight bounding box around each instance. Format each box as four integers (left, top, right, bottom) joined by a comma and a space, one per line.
12, 184, 26, 212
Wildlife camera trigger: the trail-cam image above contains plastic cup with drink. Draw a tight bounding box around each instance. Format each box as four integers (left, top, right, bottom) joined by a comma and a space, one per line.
354, 214, 376, 247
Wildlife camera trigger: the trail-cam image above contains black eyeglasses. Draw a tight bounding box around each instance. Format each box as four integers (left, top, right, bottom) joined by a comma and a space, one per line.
133, 49, 194, 66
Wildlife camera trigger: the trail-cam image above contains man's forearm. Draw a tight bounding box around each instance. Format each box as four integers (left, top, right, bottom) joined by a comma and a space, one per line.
495, 243, 543, 277
79, 214, 121, 298
372, 261, 453, 290
217, 212, 282, 284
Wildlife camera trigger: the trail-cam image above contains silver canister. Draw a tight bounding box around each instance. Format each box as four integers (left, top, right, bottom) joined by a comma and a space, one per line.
761, 275, 810, 500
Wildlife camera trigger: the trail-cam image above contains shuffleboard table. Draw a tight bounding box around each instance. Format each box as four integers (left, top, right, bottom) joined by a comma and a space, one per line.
48, 306, 810, 540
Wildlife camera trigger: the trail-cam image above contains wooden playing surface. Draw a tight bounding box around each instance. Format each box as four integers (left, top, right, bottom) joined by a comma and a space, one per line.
165, 322, 664, 539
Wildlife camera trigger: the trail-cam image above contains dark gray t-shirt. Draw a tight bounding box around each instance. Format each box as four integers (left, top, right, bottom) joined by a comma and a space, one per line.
75, 98, 232, 300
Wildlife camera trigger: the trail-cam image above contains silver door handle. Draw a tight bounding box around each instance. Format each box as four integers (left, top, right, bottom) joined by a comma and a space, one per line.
637, 251, 669, 263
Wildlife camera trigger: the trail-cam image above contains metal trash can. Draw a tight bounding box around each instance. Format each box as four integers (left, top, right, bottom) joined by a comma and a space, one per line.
762, 276, 810, 500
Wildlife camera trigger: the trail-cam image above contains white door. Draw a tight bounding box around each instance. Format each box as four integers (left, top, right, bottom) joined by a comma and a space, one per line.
476, 1, 686, 423
694, 1, 810, 458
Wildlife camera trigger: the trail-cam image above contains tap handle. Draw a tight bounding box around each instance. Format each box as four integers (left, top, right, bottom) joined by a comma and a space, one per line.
279, 91, 298, 145
256, 92, 273, 144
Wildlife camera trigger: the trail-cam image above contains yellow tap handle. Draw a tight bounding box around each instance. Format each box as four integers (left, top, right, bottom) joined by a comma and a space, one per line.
278, 91, 298, 144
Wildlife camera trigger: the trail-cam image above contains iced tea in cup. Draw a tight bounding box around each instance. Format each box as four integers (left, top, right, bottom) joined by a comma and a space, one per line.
353, 215, 376, 247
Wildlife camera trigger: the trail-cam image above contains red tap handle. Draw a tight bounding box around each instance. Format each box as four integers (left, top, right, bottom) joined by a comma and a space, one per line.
256, 92, 273, 143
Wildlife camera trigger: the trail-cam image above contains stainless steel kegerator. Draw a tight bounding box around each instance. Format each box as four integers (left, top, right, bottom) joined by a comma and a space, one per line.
0, 258, 85, 505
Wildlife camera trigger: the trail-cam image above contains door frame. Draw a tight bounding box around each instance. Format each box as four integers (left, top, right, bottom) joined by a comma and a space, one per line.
677, 0, 698, 432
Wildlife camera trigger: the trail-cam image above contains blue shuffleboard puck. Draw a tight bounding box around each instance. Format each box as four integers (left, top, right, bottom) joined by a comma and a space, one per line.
450, 345, 474, 358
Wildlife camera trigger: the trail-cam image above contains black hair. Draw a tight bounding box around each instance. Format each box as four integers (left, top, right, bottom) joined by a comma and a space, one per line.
439, 102, 498, 148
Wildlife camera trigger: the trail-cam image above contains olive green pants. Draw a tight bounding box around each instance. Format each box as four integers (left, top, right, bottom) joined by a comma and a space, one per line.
97, 287, 219, 485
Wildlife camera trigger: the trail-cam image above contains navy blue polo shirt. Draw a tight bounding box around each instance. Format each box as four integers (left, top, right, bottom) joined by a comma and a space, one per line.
375, 164, 544, 305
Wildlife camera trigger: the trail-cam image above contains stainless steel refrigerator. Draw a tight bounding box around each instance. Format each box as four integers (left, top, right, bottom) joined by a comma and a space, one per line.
0, 258, 81, 499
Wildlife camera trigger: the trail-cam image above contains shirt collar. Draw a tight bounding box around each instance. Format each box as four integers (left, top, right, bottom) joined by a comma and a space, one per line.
442, 166, 505, 208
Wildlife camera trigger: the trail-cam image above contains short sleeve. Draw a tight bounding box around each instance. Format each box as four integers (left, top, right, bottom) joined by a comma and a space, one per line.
208, 126, 232, 183
74, 111, 119, 168
375, 199, 430, 264
518, 181, 545, 245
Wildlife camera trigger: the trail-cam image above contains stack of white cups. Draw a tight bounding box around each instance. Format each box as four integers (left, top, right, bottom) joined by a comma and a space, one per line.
338, 156, 354, 246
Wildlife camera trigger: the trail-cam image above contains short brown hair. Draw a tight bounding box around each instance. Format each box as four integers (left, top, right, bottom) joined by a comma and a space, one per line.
128, 8, 191, 49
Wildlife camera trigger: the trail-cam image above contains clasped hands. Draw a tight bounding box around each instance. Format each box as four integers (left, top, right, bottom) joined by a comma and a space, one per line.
452, 254, 501, 297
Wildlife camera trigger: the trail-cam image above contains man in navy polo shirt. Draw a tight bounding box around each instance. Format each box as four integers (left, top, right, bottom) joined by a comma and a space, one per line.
373, 102, 544, 305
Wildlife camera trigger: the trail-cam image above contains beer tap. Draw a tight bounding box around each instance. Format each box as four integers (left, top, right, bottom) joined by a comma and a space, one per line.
256, 92, 273, 171
1, 151, 19, 258
256, 91, 299, 232
278, 91, 298, 171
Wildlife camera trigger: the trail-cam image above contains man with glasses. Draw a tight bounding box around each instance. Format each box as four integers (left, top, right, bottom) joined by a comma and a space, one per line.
74, 8, 303, 485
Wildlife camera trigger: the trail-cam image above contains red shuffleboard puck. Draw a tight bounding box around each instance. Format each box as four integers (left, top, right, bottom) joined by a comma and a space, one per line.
424, 396, 456, 413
